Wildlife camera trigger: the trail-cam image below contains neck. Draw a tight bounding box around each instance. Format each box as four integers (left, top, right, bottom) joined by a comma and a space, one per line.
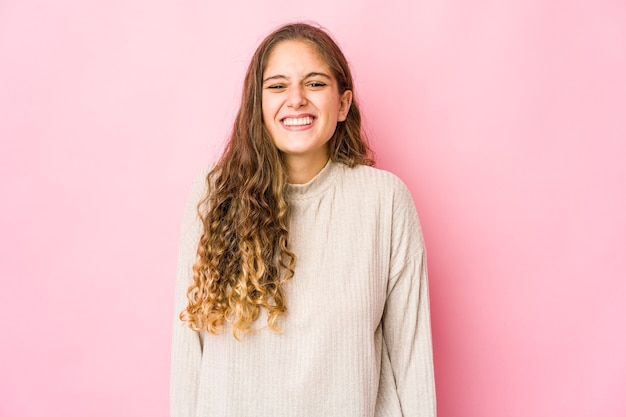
284, 153, 330, 184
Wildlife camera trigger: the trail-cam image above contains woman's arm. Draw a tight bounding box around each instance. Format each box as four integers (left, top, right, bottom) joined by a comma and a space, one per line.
170, 174, 206, 417
382, 181, 436, 417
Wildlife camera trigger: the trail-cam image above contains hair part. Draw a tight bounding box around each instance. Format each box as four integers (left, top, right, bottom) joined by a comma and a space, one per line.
181, 22, 374, 339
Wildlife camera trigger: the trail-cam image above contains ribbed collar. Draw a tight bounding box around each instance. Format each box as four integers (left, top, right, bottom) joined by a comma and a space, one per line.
287, 159, 340, 200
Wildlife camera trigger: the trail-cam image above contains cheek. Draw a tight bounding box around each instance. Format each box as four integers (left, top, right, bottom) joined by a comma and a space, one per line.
323, 95, 341, 115
261, 96, 279, 122
326, 101, 342, 122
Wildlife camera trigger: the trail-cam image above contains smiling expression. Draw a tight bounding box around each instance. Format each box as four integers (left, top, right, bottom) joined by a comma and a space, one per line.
262, 40, 352, 177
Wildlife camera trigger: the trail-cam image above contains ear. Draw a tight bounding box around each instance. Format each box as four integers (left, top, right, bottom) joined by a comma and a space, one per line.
337, 90, 352, 122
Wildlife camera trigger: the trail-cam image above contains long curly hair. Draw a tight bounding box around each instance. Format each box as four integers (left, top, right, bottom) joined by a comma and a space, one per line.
181, 22, 374, 338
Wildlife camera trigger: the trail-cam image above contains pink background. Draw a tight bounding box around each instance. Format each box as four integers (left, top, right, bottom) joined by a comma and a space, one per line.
1, 1, 625, 416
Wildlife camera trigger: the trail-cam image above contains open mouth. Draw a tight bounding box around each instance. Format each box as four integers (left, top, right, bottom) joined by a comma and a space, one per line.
281, 116, 315, 127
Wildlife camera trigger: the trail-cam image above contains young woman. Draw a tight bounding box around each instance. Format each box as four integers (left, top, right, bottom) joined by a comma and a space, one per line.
171, 23, 436, 417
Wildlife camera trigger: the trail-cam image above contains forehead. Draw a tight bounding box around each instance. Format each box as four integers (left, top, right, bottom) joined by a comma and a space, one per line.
263, 40, 331, 76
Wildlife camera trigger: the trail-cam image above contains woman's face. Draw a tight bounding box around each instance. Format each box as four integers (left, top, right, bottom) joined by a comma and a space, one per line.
262, 40, 352, 173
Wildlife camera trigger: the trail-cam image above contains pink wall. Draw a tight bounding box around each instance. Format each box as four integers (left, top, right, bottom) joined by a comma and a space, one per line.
1, 1, 625, 416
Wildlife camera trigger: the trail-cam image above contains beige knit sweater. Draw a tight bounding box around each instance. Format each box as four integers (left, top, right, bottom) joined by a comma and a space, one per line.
171, 160, 436, 417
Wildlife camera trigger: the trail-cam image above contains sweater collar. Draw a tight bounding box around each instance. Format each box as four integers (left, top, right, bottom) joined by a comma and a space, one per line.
287, 159, 339, 200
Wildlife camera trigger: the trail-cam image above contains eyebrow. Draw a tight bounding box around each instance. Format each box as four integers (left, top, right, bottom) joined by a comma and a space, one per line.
262, 72, 332, 84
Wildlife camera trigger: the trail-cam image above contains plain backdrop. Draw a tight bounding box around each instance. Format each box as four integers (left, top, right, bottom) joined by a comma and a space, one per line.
1, 1, 625, 416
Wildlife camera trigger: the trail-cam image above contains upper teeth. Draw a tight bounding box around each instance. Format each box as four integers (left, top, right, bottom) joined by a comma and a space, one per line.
283, 117, 313, 126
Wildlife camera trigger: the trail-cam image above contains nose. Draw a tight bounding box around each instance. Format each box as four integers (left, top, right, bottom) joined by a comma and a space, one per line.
287, 84, 307, 108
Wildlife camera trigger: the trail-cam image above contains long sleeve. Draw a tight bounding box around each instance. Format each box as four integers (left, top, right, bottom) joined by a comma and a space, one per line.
381, 183, 436, 417
170, 174, 207, 417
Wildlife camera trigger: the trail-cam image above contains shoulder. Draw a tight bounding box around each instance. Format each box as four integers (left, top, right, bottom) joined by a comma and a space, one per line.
338, 163, 425, 272
338, 163, 415, 205
187, 165, 217, 205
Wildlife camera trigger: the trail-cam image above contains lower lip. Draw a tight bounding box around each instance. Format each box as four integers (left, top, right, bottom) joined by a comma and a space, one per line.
281, 119, 315, 131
